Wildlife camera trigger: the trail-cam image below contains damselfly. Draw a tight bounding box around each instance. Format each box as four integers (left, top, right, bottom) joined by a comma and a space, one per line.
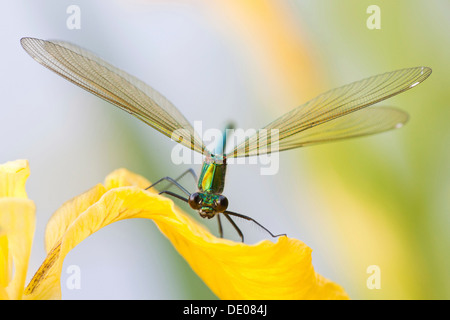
21, 37, 431, 242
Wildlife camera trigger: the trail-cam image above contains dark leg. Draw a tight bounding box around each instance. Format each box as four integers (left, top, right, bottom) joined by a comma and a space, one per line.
145, 168, 197, 195
222, 212, 244, 242
217, 214, 223, 238
172, 168, 198, 184
224, 210, 287, 239
146, 177, 190, 197
146, 176, 190, 195
158, 190, 189, 203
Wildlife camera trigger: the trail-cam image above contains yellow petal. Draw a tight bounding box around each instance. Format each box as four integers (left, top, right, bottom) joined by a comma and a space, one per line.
43, 168, 150, 253
0, 286, 8, 300
0, 234, 11, 288
0, 199, 36, 300
25, 169, 348, 300
44, 184, 106, 253
157, 221, 348, 299
0, 160, 35, 300
0, 159, 30, 199
104, 168, 151, 190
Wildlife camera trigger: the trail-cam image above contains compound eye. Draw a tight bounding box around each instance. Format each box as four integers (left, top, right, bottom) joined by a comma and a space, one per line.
188, 192, 202, 210
215, 195, 228, 213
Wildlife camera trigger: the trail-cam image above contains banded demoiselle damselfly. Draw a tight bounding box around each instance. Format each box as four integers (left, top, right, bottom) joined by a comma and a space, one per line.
21, 37, 431, 242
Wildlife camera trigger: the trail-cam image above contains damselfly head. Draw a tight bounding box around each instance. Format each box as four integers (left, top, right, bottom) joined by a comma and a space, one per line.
188, 192, 229, 218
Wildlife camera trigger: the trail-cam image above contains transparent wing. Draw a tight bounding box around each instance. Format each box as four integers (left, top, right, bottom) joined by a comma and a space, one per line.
21, 37, 209, 155
226, 66, 431, 157
260, 106, 408, 151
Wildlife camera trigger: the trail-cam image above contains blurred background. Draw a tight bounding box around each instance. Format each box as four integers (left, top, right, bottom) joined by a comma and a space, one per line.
0, 0, 448, 299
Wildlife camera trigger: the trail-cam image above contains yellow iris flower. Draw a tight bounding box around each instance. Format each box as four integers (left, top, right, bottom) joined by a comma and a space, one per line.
0, 159, 349, 300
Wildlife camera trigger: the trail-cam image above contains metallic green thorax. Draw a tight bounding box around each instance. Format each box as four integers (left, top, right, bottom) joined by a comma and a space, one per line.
191, 154, 228, 217
194, 155, 227, 218
197, 154, 227, 194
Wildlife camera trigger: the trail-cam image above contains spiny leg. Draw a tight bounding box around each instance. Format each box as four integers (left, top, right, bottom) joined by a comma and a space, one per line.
224, 210, 287, 239
146, 176, 190, 196
222, 212, 244, 242
174, 168, 198, 184
158, 190, 189, 203
145, 168, 197, 197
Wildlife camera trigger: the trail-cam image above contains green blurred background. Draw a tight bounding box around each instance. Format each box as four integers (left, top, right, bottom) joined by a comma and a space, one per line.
0, 0, 448, 299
